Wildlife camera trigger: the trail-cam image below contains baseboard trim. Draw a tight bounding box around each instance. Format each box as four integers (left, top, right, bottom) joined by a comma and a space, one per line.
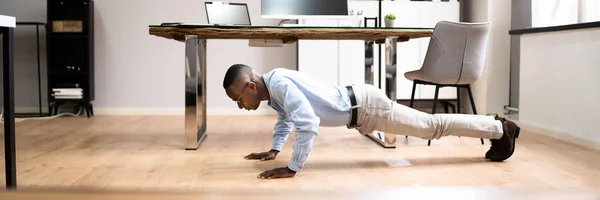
518, 120, 600, 151
2, 107, 48, 113
95, 108, 185, 115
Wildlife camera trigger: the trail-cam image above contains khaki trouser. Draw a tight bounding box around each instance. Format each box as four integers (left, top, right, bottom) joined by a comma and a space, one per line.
348, 84, 503, 140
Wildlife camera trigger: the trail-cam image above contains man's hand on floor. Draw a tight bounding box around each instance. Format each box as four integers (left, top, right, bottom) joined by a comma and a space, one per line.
258, 167, 296, 179
244, 149, 279, 161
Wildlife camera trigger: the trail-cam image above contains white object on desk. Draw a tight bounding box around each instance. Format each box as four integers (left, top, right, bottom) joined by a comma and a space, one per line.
248, 39, 283, 47
0, 14, 16, 28
279, 23, 336, 27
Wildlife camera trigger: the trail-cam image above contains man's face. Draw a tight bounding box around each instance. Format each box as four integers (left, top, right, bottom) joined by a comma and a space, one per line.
226, 77, 261, 111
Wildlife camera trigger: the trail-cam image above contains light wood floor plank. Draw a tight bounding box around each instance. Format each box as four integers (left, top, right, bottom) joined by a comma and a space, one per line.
0, 115, 599, 194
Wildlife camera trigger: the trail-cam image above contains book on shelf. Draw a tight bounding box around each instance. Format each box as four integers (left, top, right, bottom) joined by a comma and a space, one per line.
54, 95, 83, 99
52, 88, 83, 99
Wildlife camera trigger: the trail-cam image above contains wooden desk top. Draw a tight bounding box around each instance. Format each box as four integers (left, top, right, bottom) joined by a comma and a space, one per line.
148, 24, 433, 43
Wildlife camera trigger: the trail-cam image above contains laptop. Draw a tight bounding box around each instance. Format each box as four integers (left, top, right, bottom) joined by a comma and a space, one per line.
206, 2, 252, 26
160, 2, 251, 27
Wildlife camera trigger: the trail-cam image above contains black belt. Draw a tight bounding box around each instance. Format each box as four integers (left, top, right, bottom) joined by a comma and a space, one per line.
346, 86, 358, 127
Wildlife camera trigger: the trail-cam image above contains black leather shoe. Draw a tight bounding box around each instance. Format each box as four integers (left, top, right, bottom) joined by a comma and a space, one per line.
488, 117, 520, 162
485, 116, 503, 159
485, 148, 494, 159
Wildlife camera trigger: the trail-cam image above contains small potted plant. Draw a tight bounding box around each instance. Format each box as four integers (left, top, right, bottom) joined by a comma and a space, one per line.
384, 13, 396, 27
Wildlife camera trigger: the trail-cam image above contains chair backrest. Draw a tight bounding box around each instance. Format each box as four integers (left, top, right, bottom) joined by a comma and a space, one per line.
419, 21, 491, 85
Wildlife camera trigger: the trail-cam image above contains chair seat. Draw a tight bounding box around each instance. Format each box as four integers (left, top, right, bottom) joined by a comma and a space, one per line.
403, 70, 419, 81
404, 70, 459, 85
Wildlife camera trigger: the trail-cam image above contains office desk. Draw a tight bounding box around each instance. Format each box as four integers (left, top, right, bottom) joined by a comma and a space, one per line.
1, 14, 16, 189
148, 24, 433, 150
15, 22, 46, 117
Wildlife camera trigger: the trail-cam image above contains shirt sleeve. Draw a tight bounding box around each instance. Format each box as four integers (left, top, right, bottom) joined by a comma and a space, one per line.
271, 79, 320, 172
271, 113, 293, 151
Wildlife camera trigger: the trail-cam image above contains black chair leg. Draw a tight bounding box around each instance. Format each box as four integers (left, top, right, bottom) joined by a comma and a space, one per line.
455, 87, 460, 139
466, 85, 484, 145
432, 85, 439, 113
407, 81, 417, 139
443, 101, 449, 113
449, 103, 456, 113
409, 81, 417, 108
428, 85, 440, 146
456, 87, 461, 114
467, 85, 477, 115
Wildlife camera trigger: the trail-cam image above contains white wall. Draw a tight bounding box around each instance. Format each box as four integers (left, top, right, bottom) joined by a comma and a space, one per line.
462, 0, 511, 115
579, 0, 600, 23
519, 27, 600, 150
0, 0, 296, 115
484, 0, 511, 115
532, 0, 600, 27
532, 0, 578, 27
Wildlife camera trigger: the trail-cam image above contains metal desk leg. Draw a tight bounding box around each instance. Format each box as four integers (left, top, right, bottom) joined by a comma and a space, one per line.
364, 37, 398, 148
2, 27, 17, 188
36, 25, 42, 116
384, 37, 398, 111
184, 35, 207, 150
365, 41, 374, 86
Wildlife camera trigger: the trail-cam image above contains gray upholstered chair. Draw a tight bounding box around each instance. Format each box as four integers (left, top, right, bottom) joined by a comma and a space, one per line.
404, 21, 491, 146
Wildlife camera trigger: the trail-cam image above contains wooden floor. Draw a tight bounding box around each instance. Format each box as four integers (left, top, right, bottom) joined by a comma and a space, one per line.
1, 115, 600, 198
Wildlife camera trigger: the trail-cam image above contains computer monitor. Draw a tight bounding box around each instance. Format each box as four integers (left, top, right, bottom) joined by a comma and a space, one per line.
260, 0, 349, 19
205, 2, 251, 25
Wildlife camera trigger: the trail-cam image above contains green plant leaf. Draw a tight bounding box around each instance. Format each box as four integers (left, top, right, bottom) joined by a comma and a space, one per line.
385, 13, 396, 20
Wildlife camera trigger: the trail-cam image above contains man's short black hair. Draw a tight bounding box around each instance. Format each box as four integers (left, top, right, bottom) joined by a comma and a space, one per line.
223, 64, 252, 89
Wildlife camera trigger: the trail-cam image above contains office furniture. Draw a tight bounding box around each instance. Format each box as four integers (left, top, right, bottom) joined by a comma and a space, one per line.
404, 21, 491, 146
148, 24, 433, 150
15, 22, 46, 117
510, 21, 600, 149
296, 0, 459, 148
297, 1, 459, 101
47, 0, 95, 117
1, 14, 17, 189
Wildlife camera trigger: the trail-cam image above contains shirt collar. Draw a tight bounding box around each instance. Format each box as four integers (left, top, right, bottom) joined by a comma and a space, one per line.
262, 71, 276, 108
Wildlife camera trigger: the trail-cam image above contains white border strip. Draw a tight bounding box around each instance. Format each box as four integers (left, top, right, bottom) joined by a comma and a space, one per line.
0, 14, 16, 28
